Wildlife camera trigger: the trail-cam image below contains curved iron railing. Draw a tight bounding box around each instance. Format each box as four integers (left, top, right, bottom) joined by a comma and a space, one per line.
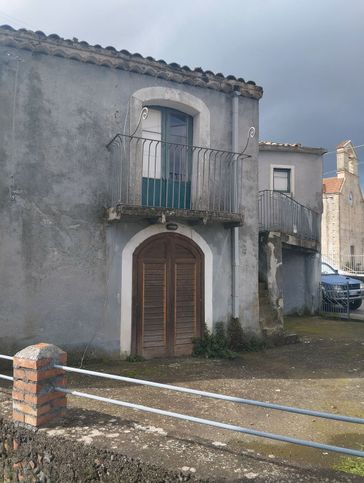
107, 134, 246, 214
258, 190, 320, 241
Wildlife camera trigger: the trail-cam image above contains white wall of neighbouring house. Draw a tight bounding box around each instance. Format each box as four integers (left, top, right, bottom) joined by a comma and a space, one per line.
258, 148, 323, 213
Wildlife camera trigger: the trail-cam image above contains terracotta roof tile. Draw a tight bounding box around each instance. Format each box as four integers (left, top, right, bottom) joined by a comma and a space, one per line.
259, 141, 326, 155
322, 177, 344, 193
0, 24, 263, 100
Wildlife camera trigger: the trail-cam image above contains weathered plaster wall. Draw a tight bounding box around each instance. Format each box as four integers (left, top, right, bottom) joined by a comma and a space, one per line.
258, 232, 283, 332
281, 247, 319, 315
0, 44, 259, 355
259, 150, 323, 213
237, 97, 260, 332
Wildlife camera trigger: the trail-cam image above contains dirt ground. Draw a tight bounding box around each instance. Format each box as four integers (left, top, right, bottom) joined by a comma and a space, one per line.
1, 316, 363, 481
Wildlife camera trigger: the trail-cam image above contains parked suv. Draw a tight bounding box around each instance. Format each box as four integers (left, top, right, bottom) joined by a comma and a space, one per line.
321, 262, 364, 310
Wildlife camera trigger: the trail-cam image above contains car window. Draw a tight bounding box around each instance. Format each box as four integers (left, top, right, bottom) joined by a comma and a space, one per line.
321, 263, 336, 275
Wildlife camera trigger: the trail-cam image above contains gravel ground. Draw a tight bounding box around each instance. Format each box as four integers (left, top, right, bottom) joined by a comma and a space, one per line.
0, 315, 363, 481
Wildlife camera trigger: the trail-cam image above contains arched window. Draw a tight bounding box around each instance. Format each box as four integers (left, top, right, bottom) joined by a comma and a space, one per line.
141, 106, 193, 209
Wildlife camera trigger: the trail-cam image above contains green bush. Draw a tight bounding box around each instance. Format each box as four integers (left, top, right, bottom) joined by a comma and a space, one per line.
193, 319, 268, 358
241, 335, 268, 352
193, 322, 237, 359
226, 317, 244, 351
126, 354, 145, 362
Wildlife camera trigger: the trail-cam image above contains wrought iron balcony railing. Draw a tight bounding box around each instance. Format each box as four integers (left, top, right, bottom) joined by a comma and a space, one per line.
106, 134, 245, 223
258, 190, 320, 242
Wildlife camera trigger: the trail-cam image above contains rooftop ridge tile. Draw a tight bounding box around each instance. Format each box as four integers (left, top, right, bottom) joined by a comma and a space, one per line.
0, 24, 263, 100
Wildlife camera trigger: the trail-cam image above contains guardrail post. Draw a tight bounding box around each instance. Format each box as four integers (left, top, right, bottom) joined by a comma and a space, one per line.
12, 343, 67, 427
346, 282, 350, 319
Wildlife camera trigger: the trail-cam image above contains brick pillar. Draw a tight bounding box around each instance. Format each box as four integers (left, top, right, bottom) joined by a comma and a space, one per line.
12, 343, 67, 427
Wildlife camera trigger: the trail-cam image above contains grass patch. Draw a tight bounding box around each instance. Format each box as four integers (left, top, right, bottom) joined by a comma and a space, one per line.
334, 452, 364, 477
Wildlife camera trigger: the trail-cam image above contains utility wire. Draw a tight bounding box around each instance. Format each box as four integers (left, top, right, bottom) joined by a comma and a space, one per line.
323, 143, 364, 156
323, 143, 364, 176
323, 160, 364, 176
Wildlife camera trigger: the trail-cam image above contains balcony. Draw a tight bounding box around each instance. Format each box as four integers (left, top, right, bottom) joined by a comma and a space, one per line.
258, 190, 320, 242
106, 134, 245, 226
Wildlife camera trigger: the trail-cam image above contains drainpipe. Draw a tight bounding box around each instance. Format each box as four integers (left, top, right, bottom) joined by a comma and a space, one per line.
232, 92, 240, 318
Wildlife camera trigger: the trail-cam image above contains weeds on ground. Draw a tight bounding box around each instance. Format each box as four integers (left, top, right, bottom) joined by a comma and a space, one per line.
126, 354, 145, 362
192, 322, 237, 359
193, 319, 268, 359
334, 449, 364, 477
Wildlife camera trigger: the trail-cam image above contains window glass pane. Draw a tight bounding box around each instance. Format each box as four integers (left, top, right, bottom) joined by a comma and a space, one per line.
167, 112, 188, 144
273, 169, 290, 192
142, 109, 161, 178
165, 110, 192, 181
321, 263, 336, 275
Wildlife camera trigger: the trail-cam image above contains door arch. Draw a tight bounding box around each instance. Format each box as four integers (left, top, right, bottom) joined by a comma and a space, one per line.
132, 233, 204, 358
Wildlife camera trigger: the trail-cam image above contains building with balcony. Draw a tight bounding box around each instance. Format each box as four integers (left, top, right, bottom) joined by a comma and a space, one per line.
0, 25, 263, 358
322, 141, 364, 275
258, 142, 326, 331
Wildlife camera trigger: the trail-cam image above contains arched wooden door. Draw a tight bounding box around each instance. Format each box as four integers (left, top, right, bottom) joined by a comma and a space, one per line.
132, 233, 204, 358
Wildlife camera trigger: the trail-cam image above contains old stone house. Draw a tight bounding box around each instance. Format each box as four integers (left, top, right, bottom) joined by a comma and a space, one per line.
258, 142, 325, 328
322, 140, 364, 272
0, 25, 263, 358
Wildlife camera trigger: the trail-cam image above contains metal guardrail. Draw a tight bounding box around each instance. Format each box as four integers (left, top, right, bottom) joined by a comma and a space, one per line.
258, 190, 320, 241
320, 282, 364, 318
0, 354, 13, 381
107, 133, 245, 214
56, 386, 364, 458
54, 364, 364, 424
1, 354, 364, 458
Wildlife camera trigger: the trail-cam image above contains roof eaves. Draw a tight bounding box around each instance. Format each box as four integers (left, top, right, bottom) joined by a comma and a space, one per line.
259, 141, 326, 155
0, 25, 263, 100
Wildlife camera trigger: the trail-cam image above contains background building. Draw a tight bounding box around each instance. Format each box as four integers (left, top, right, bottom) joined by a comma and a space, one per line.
322, 141, 364, 273
258, 142, 325, 330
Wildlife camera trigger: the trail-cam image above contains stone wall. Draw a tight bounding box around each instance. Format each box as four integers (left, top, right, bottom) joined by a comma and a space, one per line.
338, 172, 364, 265
322, 141, 364, 270
322, 194, 340, 267
0, 418, 196, 482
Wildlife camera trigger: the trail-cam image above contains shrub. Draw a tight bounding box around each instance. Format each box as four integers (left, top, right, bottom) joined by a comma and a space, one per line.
126, 354, 145, 362
226, 317, 244, 351
193, 322, 237, 359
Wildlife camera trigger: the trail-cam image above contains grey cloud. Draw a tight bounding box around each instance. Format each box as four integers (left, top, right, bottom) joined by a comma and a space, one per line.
1, 0, 364, 184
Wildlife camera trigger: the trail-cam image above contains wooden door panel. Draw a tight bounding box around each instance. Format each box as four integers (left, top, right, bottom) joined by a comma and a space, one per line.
142, 261, 167, 356
133, 233, 203, 358
174, 261, 197, 353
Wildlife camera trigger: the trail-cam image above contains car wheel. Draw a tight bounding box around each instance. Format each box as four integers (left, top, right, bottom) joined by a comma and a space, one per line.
349, 300, 362, 310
